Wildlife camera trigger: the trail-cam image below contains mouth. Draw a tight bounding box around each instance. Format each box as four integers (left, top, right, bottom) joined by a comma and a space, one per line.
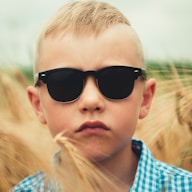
76, 121, 110, 135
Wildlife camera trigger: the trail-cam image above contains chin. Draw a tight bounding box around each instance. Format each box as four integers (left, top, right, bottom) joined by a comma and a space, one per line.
76, 144, 109, 163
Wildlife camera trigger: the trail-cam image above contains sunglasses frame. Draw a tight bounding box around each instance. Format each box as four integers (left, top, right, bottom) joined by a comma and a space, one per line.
34, 66, 147, 103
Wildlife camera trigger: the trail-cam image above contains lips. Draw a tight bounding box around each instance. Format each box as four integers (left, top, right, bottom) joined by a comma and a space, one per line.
76, 121, 110, 133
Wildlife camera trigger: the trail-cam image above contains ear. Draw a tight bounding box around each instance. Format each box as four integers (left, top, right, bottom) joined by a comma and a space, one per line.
27, 86, 47, 124
139, 79, 156, 119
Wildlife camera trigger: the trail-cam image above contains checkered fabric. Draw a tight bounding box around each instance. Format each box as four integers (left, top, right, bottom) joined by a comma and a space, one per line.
130, 140, 192, 191
12, 140, 192, 192
10, 171, 55, 192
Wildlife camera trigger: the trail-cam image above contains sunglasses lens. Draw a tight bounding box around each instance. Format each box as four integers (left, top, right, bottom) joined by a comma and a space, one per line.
47, 70, 83, 102
98, 67, 134, 100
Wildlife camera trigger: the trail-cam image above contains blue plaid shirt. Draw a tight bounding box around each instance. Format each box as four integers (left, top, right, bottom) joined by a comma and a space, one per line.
12, 139, 192, 192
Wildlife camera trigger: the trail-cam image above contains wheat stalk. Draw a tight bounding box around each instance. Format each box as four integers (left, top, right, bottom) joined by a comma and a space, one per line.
52, 133, 123, 192
0, 131, 45, 191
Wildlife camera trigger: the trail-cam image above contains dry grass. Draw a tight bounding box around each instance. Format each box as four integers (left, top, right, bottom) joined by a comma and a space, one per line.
135, 63, 192, 171
50, 134, 123, 192
0, 63, 192, 190
0, 131, 44, 191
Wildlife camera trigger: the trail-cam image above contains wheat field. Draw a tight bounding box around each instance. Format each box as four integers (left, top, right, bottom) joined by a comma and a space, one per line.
0, 62, 192, 191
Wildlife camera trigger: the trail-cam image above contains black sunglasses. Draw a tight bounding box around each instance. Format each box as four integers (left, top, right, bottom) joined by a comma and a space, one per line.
35, 66, 146, 103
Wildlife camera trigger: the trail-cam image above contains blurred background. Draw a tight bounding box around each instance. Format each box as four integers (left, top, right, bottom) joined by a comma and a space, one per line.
0, 0, 192, 66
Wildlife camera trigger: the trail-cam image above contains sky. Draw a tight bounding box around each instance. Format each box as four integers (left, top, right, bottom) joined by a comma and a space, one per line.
0, 0, 192, 66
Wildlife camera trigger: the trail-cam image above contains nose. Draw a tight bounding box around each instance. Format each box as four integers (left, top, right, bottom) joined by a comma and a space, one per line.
78, 77, 105, 113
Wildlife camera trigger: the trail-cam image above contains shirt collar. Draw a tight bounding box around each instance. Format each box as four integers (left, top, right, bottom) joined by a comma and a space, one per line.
130, 139, 158, 191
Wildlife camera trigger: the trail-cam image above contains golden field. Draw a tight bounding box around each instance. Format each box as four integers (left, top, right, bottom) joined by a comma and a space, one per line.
0, 61, 192, 191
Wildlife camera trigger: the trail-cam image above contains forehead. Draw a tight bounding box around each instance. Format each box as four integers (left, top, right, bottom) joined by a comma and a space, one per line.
36, 24, 144, 72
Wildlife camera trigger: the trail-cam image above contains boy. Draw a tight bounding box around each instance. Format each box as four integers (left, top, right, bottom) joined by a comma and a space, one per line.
12, 1, 192, 191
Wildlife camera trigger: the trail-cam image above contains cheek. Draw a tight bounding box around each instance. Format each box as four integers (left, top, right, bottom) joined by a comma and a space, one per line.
47, 116, 66, 137
113, 103, 139, 129
38, 88, 72, 137
41, 101, 74, 137
111, 94, 143, 133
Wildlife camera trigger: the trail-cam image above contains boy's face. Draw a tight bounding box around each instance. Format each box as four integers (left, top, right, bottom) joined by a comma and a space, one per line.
28, 24, 155, 162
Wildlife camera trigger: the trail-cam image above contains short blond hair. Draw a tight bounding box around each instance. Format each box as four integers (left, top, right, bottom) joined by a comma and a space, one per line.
35, 0, 144, 73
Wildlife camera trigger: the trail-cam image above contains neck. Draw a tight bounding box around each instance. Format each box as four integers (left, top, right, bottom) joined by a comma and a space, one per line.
96, 143, 139, 191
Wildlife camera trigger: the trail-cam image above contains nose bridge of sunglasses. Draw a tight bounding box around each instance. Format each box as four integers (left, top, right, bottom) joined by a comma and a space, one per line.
84, 70, 97, 77
82, 70, 98, 83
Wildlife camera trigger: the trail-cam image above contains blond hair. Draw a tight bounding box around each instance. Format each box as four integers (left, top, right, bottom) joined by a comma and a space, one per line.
34, 0, 144, 73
